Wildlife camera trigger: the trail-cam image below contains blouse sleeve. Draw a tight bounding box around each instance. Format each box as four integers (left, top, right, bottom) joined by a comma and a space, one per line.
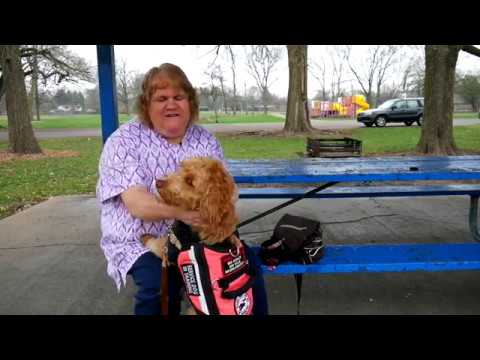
96, 134, 152, 203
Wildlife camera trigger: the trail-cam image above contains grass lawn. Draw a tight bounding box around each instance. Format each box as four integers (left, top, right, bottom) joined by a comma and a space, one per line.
453, 112, 479, 119
0, 114, 132, 129
0, 113, 282, 129
0, 124, 479, 219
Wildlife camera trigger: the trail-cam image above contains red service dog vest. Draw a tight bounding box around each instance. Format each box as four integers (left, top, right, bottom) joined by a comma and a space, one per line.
177, 242, 255, 315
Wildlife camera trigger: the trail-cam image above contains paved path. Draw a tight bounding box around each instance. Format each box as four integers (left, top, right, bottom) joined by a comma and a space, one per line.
1, 118, 479, 141
2, 195, 480, 315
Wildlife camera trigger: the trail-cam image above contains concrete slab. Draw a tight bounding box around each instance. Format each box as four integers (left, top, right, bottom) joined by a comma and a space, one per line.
1, 195, 480, 315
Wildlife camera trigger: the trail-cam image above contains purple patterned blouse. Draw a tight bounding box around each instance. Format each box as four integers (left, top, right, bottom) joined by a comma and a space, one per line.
96, 119, 225, 291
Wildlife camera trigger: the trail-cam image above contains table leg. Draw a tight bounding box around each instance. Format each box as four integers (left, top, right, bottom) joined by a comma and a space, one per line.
469, 195, 480, 242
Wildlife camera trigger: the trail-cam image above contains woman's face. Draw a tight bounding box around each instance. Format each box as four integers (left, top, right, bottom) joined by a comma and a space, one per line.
148, 85, 191, 144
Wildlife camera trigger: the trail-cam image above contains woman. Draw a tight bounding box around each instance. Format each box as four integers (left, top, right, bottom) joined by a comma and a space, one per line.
96, 63, 268, 315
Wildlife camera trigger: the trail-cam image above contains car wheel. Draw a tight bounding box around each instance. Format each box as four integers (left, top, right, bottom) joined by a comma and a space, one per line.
365, 123, 373, 127
404, 121, 413, 126
375, 116, 387, 127
417, 115, 423, 126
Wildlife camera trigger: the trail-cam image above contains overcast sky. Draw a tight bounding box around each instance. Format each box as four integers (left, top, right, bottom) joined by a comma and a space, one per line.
68, 45, 480, 99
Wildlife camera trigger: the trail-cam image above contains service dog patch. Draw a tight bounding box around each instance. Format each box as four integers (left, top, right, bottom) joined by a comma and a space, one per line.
181, 264, 200, 296
221, 247, 247, 275
234, 293, 252, 315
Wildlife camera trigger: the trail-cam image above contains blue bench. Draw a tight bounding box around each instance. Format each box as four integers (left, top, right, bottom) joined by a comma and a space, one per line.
240, 184, 480, 313
253, 243, 480, 274
240, 184, 480, 274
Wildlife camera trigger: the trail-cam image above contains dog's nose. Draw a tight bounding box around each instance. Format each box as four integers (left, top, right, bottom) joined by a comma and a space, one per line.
156, 178, 166, 189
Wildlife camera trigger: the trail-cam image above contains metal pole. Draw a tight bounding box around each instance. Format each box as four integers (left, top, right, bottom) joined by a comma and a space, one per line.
97, 45, 119, 144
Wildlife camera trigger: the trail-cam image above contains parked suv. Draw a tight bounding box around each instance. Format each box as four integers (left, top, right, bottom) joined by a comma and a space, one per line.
357, 98, 424, 127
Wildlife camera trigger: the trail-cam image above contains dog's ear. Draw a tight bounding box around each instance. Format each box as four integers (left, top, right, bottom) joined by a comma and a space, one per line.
198, 162, 235, 226
199, 188, 232, 227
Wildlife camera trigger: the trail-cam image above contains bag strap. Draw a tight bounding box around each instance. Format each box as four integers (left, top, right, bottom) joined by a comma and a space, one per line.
222, 274, 256, 299
237, 182, 338, 229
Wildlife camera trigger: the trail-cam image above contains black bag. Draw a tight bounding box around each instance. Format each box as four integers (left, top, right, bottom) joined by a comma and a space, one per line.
259, 214, 324, 266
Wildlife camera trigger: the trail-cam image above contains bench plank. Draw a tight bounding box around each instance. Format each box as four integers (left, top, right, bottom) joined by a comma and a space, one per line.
254, 243, 480, 274
228, 156, 480, 183
239, 184, 480, 199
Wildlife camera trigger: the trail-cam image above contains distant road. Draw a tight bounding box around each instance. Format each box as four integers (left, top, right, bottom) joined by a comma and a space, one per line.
0, 118, 479, 141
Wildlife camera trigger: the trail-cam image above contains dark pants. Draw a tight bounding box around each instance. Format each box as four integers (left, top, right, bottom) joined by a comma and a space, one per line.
128, 245, 269, 315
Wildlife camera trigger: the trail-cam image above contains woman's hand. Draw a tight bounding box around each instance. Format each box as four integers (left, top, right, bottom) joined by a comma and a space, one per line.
177, 209, 202, 227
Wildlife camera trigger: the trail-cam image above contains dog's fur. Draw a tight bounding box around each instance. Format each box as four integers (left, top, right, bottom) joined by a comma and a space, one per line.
156, 157, 239, 246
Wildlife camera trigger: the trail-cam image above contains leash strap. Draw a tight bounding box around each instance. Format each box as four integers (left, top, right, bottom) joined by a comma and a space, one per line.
237, 182, 338, 229
294, 273, 303, 315
160, 265, 169, 315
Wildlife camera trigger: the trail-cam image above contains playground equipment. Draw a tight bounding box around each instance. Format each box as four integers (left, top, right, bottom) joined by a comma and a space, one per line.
311, 95, 370, 118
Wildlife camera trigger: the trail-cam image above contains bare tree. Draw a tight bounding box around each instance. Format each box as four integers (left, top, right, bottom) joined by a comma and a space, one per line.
25, 45, 41, 121
342, 45, 402, 107
328, 45, 348, 101
394, 45, 424, 98
116, 59, 134, 115
374, 45, 402, 106
246, 45, 283, 115
216, 66, 228, 114
226, 46, 238, 115
457, 73, 480, 112
0, 45, 41, 154
205, 68, 221, 123
129, 72, 145, 100
416, 45, 480, 155
284, 45, 314, 133
85, 86, 100, 113
309, 57, 328, 100
0, 45, 94, 122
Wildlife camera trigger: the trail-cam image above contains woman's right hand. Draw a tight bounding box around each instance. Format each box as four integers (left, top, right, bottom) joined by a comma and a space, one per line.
177, 209, 203, 227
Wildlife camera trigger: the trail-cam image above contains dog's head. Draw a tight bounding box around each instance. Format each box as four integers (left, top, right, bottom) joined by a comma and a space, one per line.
156, 157, 239, 245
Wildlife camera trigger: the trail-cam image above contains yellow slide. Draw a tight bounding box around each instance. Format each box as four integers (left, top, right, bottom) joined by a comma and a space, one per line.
352, 95, 370, 114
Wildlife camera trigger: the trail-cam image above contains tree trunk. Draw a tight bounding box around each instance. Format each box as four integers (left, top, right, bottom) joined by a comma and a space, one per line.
0, 45, 42, 154
416, 45, 462, 155
219, 77, 227, 114
123, 87, 130, 115
375, 82, 381, 107
262, 89, 268, 115
229, 48, 237, 116
32, 49, 41, 121
284, 45, 314, 133
0, 75, 5, 102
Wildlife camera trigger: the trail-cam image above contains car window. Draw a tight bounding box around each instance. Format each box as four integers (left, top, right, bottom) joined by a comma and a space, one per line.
378, 99, 397, 109
407, 100, 419, 108
396, 101, 408, 109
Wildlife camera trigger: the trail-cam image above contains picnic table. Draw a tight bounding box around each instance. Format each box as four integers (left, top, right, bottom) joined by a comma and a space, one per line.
227, 155, 480, 313
228, 156, 480, 274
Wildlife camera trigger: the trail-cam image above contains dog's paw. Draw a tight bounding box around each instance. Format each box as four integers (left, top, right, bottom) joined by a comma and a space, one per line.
141, 235, 169, 265
184, 306, 197, 315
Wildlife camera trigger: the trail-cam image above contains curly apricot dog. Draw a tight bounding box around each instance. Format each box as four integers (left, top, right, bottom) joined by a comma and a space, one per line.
141, 157, 247, 315
142, 157, 240, 260
157, 157, 239, 245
